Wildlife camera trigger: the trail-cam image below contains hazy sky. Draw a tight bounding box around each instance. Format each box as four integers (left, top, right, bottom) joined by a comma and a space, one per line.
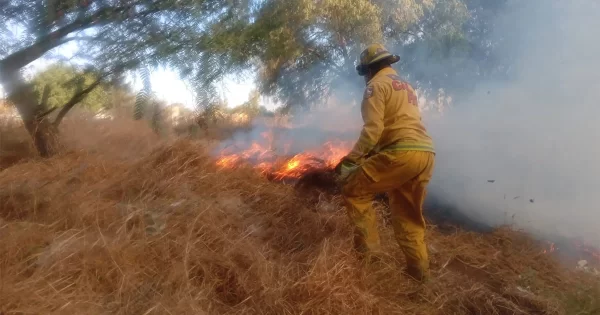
5, 40, 257, 110
136, 68, 256, 109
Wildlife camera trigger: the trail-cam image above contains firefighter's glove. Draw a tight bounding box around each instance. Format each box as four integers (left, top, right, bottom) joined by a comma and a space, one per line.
334, 158, 358, 181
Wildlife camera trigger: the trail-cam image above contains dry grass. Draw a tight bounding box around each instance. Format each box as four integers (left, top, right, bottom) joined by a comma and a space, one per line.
0, 117, 599, 315
0, 119, 36, 171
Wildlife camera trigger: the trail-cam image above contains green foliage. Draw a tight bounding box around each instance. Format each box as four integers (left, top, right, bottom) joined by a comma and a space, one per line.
150, 99, 164, 136
229, 90, 275, 120
222, 0, 508, 109
133, 91, 147, 120
0, 0, 263, 110
133, 67, 152, 120
241, 0, 383, 109
203, 101, 229, 123
230, 90, 257, 115
395, 0, 508, 101
30, 63, 108, 111
1, 0, 507, 117
104, 83, 136, 112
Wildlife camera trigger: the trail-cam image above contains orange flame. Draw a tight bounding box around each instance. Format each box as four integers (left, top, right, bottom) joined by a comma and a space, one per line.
542, 242, 556, 254
216, 130, 352, 180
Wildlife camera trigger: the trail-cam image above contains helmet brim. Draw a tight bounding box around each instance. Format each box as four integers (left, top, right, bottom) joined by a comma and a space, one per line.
356, 55, 401, 76
387, 55, 400, 64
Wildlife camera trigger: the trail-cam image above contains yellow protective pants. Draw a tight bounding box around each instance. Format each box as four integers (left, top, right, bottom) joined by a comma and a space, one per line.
341, 150, 435, 276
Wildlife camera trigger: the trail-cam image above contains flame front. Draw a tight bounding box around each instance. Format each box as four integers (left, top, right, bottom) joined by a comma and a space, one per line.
216, 130, 352, 180
542, 242, 556, 254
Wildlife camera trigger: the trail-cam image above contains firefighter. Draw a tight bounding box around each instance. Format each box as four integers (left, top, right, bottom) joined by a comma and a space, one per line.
335, 43, 436, 282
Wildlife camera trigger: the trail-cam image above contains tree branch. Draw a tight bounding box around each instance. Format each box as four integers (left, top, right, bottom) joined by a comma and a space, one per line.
37, 106, 59, 120
52, 69, 116, 127
0, 2, 163, 75
1, 9, 120, 74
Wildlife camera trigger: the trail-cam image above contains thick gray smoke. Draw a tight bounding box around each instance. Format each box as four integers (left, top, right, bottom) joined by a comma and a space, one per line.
219, 0, 600, 245
426, 0, 600, 244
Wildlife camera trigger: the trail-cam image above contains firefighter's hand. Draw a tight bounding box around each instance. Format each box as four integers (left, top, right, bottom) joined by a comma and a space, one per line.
334, 158, 358, 180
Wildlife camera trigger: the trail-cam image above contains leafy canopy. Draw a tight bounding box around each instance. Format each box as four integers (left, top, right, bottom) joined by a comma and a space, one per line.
30, 63, 110, 112
0, 0, 260, 106
220, 0, 508, 110
1, 0, 507, 114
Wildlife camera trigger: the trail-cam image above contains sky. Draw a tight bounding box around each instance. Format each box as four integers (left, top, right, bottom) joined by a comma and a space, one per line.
138, 68, 257, 109
3, 39, 258, 110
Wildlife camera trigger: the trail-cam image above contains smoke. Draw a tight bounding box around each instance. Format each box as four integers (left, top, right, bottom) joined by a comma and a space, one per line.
425, 0, 600, 244
217, 0, 600, 244
218, 79, 364, 156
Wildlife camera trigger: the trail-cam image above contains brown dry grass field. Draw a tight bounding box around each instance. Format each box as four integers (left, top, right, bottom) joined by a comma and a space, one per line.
0, 114, 599, 315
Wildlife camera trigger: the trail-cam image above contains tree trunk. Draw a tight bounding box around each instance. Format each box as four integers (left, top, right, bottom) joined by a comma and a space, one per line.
22, 116, 60, 158
1, 70, 60, 158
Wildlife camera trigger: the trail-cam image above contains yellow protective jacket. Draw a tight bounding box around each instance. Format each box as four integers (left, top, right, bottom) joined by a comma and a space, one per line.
346, 67, 435, 163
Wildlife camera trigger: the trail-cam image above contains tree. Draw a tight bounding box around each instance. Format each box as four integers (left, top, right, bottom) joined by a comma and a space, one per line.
0, 0, 507, 156
216, 0, 508, 112
30, 63, 109, 113
0, 0, 259, 156
231, 89, 262, 117
395, 0, 510, 104
104, 74, 136, 112
250, 0, 384, 110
